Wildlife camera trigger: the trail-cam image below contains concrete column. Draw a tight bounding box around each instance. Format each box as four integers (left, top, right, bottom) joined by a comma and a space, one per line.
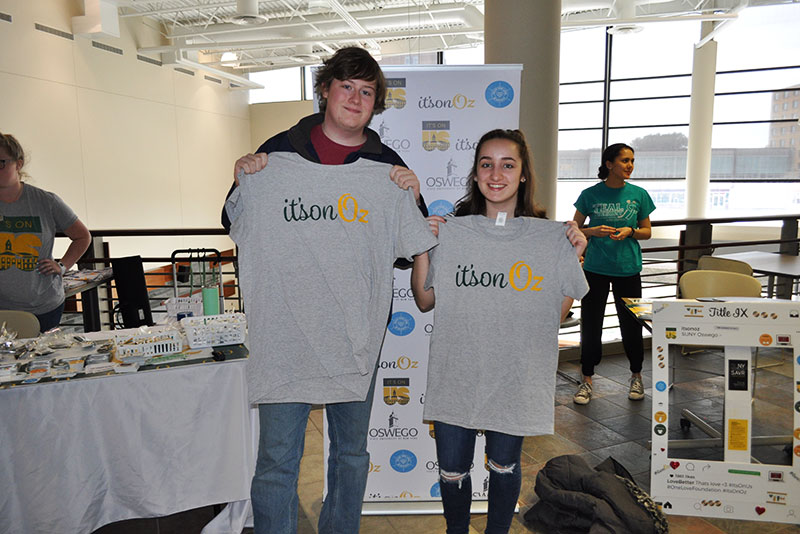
685, 21, 718, 218
485, 0, 561, 216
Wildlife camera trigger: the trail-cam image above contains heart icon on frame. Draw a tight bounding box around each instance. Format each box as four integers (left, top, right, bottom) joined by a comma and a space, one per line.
670, 461, 680, 469
755, 506, 766, 515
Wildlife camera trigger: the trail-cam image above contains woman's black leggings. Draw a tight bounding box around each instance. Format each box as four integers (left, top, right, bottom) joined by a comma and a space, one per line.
580, 270, 644, 377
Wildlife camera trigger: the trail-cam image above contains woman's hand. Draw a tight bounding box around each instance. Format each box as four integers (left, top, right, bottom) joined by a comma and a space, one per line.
233, 153, 269, 185
564, 221, 587, 258
425, 215, 446, 237
588, 225, 617, 238
610, 226, 634, 241
389, 166, 421, 204
37, 258, 62, 276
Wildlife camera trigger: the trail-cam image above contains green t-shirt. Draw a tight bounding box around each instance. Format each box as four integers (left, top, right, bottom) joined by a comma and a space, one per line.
574, 181, 655, 277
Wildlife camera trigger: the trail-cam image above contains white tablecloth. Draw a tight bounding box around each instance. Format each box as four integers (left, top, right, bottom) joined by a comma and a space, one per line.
0, 358, 254, 534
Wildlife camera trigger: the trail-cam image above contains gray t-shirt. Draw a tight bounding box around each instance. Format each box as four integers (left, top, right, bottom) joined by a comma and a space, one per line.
226, 152, 437, 404
0, 184, 78, 314
422, 215, 588, 436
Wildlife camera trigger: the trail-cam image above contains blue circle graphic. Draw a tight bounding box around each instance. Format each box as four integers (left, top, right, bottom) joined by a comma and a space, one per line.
388, 311, 415, 336
390, 449, 418, 473
430, 482, 441, 498
427, 199, 454, 217
655, 381, 667, 392
485, 81, 514, 108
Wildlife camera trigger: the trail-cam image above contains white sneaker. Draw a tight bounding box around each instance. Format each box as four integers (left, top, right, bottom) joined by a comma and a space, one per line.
629, 376, 645, 401
573, 381, 593, 405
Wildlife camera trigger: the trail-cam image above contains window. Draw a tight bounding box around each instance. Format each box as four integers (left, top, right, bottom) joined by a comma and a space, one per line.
379, 52, 438, 66
710, 190, 729, 209
611, 21, 698, 78
304, 66, 313, 101
560, 102, 603, 130
442, 46, 484, 65
560, 27, 605, 83
556, 3, 800, 220
249, 67, 303, 104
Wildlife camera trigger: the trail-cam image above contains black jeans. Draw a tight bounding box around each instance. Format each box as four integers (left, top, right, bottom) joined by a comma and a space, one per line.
580, 270, 643, 377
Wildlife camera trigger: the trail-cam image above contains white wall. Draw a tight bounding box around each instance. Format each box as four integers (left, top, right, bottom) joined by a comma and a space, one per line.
249, 100, 313, 152
0, 0, 249, 259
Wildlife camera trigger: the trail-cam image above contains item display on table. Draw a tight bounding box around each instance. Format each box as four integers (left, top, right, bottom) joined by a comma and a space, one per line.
165, 295, 204, 320
113, 329, 183, 363
0, 314, 248, 386
61, 267, 114, 291
181, 313, 246, 348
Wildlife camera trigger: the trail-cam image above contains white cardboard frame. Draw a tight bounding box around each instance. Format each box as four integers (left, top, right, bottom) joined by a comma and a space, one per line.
650, 299, 800, 523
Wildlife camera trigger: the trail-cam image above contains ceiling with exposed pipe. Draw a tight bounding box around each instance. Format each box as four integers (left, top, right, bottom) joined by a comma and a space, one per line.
85, 0, 795, 78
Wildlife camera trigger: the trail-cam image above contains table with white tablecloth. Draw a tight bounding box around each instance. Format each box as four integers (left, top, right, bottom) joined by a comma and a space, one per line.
0, 355, 254, 534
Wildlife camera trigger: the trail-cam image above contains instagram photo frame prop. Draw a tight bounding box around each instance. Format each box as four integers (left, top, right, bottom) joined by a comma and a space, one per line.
650, 299, 800, 523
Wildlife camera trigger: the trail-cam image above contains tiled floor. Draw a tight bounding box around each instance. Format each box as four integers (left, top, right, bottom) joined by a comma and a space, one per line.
94, 348, 800, 534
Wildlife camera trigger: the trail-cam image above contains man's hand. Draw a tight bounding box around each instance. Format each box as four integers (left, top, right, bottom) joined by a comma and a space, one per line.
233, 153, 269, 185
389, 166, 421, 204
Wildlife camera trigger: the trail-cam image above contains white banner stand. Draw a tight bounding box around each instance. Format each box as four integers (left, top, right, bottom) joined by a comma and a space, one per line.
321, 64, 523, 514
650, 299, 800, 523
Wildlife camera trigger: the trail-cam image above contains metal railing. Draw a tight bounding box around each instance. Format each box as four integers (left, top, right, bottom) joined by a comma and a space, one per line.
59, 214, 799, 332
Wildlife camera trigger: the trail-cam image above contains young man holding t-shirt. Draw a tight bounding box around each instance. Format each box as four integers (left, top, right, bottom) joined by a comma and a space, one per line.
222, 47, 434, 534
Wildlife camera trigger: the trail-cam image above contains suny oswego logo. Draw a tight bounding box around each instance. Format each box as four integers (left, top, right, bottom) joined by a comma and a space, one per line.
283, 195, 368, 223
456, 261, 544, 292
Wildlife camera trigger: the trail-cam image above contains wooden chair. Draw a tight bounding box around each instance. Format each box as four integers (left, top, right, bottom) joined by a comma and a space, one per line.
0, 310, 40, 339
697, 254, 753, 276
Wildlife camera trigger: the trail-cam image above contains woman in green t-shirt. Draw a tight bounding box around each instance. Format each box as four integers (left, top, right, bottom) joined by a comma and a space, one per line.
571, 143, 655, 406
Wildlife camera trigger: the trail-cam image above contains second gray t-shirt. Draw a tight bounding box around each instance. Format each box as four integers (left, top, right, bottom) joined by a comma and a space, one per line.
226, 152, 437, 404
423, 215, 588, 436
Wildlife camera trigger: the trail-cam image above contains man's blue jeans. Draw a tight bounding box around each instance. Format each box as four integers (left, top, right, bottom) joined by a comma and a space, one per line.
251, 374, 376, 534
434, 421, 524, 534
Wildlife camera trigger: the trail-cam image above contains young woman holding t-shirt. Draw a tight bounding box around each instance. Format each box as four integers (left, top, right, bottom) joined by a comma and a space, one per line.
411, 129, 588, 534
572, 143, 656, 406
